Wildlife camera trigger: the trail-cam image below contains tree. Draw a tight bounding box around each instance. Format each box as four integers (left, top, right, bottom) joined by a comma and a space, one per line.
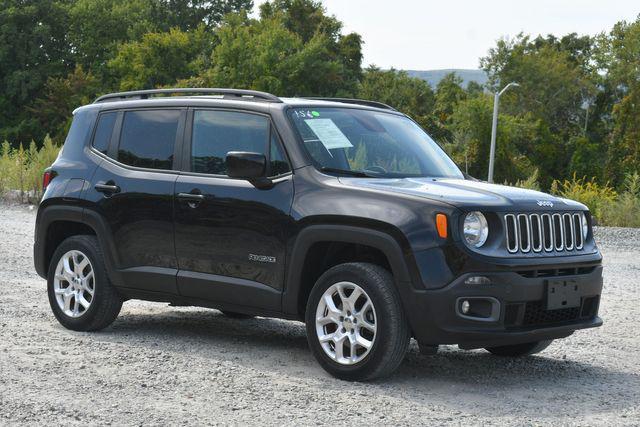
109, 27, 213, 90
599, 16, 640, 186
0, 0, 72, 144
29, 66, 102, 142
358, 67, 436, 134
68, 0, 158, 72
193, 9, 362, 97
432, 72, 467, 143
448, 94, 542, 185
156, 0, 254, 30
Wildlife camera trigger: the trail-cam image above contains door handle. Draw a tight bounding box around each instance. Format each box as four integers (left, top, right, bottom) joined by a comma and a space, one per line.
95, 183, 120, 194
177, 193, 205, 201
177, 192, 205, 208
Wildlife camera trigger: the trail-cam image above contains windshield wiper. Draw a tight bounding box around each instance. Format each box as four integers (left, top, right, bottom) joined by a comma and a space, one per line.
319, 167, 375, 178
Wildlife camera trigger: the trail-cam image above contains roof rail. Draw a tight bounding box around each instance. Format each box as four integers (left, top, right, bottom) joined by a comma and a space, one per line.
302, 97, 396, 111
94, 88, 282, 104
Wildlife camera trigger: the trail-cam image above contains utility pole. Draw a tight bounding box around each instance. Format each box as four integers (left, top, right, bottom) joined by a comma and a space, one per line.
488, 82, 519, 183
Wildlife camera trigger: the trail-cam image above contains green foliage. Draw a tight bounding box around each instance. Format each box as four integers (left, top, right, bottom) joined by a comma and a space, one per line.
550, 174, 617, 223
192, 8, 361, 96
0, 136, 61, 203
109, 27, 213, 90
29, 66, 102, 142
358, 67, 435, 131
0, 0, 72, 143
600, 173, 640, 228
506, 169, 541, 191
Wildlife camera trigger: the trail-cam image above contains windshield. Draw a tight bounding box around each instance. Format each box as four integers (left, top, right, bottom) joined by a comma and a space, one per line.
288, 107, 463, 178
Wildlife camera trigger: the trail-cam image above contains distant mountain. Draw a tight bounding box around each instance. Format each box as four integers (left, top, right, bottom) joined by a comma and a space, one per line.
405, 69, 488, 88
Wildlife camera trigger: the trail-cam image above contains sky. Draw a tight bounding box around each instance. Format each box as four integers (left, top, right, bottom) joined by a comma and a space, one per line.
254, 0, 639, 70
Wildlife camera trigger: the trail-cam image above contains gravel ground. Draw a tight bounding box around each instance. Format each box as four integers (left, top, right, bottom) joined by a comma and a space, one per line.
1, 202, 639, 426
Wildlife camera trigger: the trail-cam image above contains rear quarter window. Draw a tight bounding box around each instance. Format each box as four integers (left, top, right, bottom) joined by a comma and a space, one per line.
91, 112, 117, 154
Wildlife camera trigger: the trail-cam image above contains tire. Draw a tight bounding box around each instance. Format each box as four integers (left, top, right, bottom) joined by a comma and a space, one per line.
485, 339, 554, 357
220, 310, 254, 319
305, 262, 410, 381
47, 235, 123, 331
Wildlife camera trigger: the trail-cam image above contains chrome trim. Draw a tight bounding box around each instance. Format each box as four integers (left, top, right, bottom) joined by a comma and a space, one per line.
517, 214, 531, 253
542, 213, 554, 252
552, 213, 564, 251
503, 211, 585, 254
505, 214, 518, 253
563, 213, 574, 250
530, 214, 542, 252
574, 213, 584, 249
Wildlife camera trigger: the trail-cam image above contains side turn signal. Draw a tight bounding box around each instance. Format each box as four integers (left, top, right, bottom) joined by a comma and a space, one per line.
436, 214, 448, 239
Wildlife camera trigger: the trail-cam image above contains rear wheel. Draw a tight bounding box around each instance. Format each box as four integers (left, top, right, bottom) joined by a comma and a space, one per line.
305, 262, 410, 381
485, 340, 553, 357
47, 235, 123, 331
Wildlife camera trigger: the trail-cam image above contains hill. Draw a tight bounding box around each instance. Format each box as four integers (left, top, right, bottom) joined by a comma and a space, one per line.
405, 69, 488, 88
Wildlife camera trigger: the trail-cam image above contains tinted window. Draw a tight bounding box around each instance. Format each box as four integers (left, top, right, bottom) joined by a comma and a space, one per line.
118, 110, 180, 170
192, 111, 270, 176
92, 112, 117, 154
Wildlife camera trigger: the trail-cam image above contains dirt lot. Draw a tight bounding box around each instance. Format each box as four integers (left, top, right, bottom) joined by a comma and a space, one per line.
0, 201, 638, 426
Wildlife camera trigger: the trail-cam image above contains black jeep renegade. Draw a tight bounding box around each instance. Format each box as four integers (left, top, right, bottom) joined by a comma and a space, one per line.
34, 88, 603, 381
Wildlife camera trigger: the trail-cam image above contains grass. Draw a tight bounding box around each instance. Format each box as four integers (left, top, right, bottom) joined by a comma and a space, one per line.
0, 136, 61, 204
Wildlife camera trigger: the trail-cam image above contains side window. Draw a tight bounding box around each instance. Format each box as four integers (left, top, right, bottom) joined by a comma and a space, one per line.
92, 112, 117, 154
269, 132, 291, 176
192, 110, 270, 176
117, 110, 180, 170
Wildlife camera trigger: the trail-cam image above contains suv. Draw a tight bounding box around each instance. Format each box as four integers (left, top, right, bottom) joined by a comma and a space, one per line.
34, 88, 603, 381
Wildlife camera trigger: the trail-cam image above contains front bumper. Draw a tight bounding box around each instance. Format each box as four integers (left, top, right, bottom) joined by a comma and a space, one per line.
406, 264, 603, 348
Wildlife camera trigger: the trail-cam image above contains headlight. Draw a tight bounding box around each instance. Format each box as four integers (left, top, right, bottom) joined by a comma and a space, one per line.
581, 212, 589, 239
463, 211, 489, 248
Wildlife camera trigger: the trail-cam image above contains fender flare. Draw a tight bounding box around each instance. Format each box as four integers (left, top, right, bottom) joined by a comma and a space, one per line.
34, 205, 124, 286
281, 224, 419, 317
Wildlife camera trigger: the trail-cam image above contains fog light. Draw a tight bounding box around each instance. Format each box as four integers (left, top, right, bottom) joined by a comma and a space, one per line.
464, 276, 491, 285
461, 300, 470, 314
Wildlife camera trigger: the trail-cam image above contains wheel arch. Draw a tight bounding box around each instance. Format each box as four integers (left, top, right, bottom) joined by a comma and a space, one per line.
34, 205, 122, 285
282, 224, 419, 319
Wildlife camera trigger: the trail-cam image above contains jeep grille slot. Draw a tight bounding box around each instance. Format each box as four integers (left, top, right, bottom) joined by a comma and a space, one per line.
503, 212, 586, 255
505, 214, 518, 253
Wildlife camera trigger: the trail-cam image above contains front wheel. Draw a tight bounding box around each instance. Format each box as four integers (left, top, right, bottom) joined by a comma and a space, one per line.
485, 340, 554, 357
305, 262, 410, 381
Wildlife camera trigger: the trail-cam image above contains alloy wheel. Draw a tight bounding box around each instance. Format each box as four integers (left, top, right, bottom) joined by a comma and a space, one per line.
315, 281, 377, 365
53, 250, 95, 318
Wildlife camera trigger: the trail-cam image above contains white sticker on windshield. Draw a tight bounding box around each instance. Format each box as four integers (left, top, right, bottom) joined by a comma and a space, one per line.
304, 119, 353, 150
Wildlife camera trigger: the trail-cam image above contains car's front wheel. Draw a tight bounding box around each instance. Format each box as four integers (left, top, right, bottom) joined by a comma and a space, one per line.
305, 262, 410, 381
47, 235, 123, 331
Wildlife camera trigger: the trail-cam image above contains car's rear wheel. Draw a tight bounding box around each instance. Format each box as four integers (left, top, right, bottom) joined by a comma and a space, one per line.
305, 262, 410, 381
485, 339, 554, 357
47, 235, 123, 331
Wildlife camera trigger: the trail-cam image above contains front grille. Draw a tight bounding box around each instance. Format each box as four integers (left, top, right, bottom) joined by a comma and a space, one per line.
504, 213, 584, 254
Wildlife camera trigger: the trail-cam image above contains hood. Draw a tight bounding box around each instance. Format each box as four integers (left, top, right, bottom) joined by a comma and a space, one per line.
338, 177, 587, 211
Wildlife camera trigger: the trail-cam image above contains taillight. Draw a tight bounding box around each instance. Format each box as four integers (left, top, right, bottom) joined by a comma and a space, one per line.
42, 170, 54, 190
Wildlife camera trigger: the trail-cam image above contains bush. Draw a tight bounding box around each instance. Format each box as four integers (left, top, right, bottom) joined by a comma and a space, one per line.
550, 174, 617, 223
506, 168, 541, 191
0, 136, 60, 203
601, 173, 640, 227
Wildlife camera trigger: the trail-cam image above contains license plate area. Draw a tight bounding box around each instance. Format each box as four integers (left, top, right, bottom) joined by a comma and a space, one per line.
546, 279, 582, 310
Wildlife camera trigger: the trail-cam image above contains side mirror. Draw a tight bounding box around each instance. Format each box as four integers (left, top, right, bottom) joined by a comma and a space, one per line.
226, 151, 266, 179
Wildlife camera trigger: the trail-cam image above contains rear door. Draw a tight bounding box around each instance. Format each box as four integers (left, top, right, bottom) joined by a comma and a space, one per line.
174, 109, 294, 312
84, 108, 185, 293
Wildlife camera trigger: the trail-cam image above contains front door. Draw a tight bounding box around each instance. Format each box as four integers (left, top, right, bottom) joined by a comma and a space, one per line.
174, 109, 294, 311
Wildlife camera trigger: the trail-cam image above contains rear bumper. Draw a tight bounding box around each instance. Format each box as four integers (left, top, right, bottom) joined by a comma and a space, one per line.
406, 264, 603, 348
